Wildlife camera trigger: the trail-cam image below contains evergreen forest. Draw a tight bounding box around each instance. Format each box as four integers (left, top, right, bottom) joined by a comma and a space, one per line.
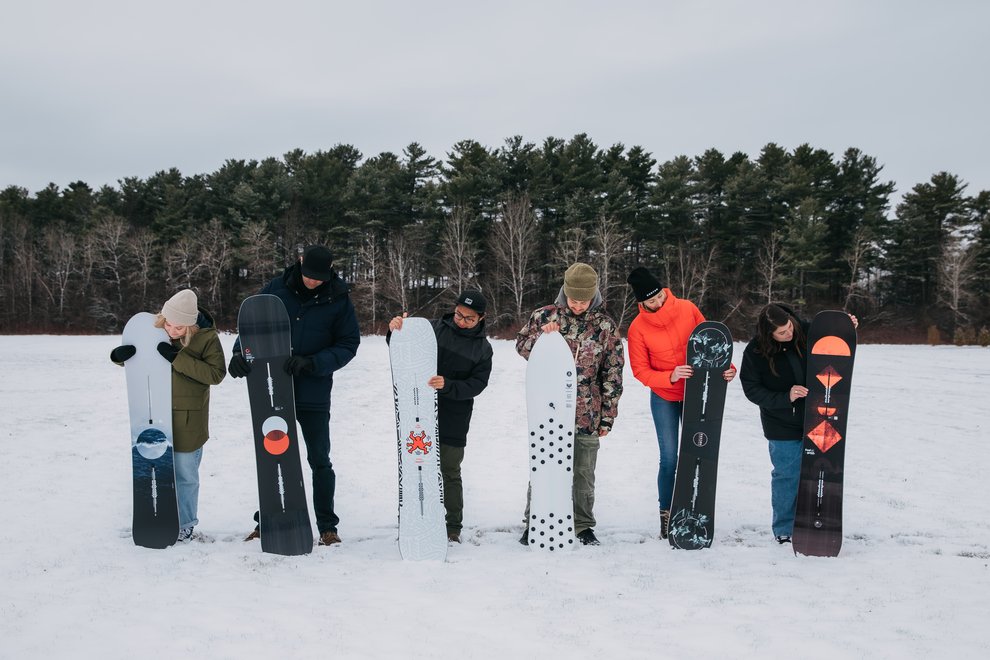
2, 134, 988, 343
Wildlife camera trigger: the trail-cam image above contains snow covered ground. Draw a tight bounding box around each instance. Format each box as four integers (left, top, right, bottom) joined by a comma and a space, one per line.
1, 334, 987, 658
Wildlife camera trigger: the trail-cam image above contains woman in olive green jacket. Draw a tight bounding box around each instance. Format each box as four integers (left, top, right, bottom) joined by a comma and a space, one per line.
111, 289, 226, 542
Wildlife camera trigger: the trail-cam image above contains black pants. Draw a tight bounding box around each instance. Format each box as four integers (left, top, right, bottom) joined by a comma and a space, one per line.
297, 409, 339, 533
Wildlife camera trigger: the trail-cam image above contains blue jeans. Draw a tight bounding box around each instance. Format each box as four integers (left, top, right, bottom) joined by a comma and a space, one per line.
650, 393, 682, 509
768, 439, 802, 536
174, 447, 203, 531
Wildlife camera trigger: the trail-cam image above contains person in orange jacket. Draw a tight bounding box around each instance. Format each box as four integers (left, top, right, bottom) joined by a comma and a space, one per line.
626, 267, 736, 538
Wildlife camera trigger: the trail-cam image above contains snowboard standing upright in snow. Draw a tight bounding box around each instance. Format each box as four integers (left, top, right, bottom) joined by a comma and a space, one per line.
238, 294, 313, 556
668, 321, 733, 550
793, 310, 857, 557
122, 312, 180, 549
524, 331, 578, 552
389, 317, 447, 561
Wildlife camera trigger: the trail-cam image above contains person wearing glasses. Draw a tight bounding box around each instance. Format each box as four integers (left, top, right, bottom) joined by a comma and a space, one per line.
388, 290, 493, 544
515, 263, 625, 546
228, 245, 361, 547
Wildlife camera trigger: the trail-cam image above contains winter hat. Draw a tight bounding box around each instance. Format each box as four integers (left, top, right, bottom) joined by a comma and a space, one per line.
301, 245, 334, 281
627, 266, 662, 302
456, 290, 487, 314
161, 289, 198, 326
562, 262, 599, 301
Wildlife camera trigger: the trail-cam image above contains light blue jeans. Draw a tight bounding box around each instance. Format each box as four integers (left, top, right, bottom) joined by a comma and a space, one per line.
768, 439, 802, 536
650, 393, 682, 510
174, 447, 203, 531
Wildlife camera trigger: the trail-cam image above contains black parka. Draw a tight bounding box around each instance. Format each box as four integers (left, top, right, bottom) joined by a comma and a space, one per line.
432, 313, 493, 447
739, 318, 811, 440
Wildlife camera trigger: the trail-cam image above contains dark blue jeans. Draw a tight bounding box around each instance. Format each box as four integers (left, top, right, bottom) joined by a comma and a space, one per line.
297, 409, 339, 533
650, 392, 682, 510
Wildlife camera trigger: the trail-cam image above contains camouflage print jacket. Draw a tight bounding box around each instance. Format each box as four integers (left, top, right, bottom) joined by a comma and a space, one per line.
515, 290, 624, 435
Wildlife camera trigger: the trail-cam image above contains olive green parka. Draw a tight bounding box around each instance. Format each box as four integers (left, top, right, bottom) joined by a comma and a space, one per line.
169, 309, 226, 452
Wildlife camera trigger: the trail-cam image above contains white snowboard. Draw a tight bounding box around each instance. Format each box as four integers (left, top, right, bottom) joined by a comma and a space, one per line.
122, 312, 179, 548
525, 331, 577, 551
389, 317, 447, 561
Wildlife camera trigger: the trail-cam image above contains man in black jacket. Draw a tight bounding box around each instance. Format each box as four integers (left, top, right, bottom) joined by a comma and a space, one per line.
229, 245, 361, 546
388, 290, 493, 543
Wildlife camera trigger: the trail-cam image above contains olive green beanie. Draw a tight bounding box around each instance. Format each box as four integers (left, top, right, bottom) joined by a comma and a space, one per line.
562, 262, 599, 301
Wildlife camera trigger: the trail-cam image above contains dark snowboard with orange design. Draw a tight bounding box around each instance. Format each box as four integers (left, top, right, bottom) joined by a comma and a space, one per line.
793, 310, 856, 557
238, 294, 313, 556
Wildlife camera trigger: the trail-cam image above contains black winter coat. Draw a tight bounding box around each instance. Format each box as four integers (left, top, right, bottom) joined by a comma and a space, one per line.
432, 314, 493, 447
739, 320, 810, 440
235, 264, 360, 411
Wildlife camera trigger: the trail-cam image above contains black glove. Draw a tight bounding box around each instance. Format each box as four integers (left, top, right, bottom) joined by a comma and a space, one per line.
228, 353, 251, 378
284, 355, 315, 376
157, 341, 180, 363
110, 345, 136, 363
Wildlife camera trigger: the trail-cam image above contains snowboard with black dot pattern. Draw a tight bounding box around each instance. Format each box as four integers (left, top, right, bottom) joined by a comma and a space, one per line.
525, 332, 577, 551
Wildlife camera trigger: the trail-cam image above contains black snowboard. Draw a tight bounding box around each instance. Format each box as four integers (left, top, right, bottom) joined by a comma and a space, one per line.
238, 294, 313, 556
669, 321, 733, 550
793, 310, 856, 557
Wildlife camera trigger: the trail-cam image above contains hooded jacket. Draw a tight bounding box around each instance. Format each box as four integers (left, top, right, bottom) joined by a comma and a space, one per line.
739, 311, 811, 440
167, 308, 226, 452
515, 289, 624, 435
431, 313, 494, 447
626, 288, 705, 402
236, 264, 361, 411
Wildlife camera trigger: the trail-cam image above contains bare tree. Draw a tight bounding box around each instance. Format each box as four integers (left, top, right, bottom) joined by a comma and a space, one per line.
38, 227, 79, 321
126, 228, 158, 311
842, 225, 878, 312
384, 230, 415, 312
89, 215, 129, 307
664, 242, 717, 308
938, 241, 977, 331
237, 220, 278, 290
355, 232, 385, 329
553, 226, 587, 271
196, 218, 232, 311
490, 194, 538, 323
755, 229, 784, 305
591, 213, 632, 321
164, 236, 206, 293
441, 207, 478, 294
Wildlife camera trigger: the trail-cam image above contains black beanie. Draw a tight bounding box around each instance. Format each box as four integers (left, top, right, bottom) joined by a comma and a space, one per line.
627, 267, 662, 302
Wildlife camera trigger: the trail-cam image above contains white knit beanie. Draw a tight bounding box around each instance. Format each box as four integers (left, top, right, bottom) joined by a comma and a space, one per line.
161, 289, 198, 326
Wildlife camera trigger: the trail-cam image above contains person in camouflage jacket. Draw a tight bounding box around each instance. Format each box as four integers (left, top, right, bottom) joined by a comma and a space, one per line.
516, 263, 624, 546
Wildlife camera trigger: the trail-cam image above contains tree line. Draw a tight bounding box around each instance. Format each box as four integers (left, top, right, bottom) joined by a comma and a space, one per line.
1, 135, 988, 343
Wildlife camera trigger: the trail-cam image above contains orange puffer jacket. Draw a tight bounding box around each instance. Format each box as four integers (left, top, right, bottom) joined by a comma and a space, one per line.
627, 289, 704, 402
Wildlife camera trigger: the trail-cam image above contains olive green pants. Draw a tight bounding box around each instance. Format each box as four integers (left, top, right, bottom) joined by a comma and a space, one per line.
440, 444, 465, 533
523, 432, 600, 535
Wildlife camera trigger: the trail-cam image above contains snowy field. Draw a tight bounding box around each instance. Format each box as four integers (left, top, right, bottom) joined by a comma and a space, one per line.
1, 334, 988, 659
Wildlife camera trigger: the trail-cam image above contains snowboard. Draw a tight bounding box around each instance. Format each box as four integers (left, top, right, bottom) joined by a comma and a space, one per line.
794, 311, 856, 557
669, 321, 733, 550
122, 312, 180, 549
524, 331, 577, 552
389, 317, 447, 561
238, 294, 313, 556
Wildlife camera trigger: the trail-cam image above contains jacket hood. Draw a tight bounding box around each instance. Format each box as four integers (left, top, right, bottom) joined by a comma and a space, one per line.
553, 286, 604, 312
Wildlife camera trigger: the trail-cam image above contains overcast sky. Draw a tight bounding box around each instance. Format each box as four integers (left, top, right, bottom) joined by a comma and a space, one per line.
2, 0, 988, 203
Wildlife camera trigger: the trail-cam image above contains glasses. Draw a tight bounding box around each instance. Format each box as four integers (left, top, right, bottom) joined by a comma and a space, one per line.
454, 310, 480, 326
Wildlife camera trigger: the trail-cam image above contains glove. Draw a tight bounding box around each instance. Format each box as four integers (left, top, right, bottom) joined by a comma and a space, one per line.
110, 345, 136, 363
228, 353, 251, 378
284, 355, 315, 376
157, 341, 180, 363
